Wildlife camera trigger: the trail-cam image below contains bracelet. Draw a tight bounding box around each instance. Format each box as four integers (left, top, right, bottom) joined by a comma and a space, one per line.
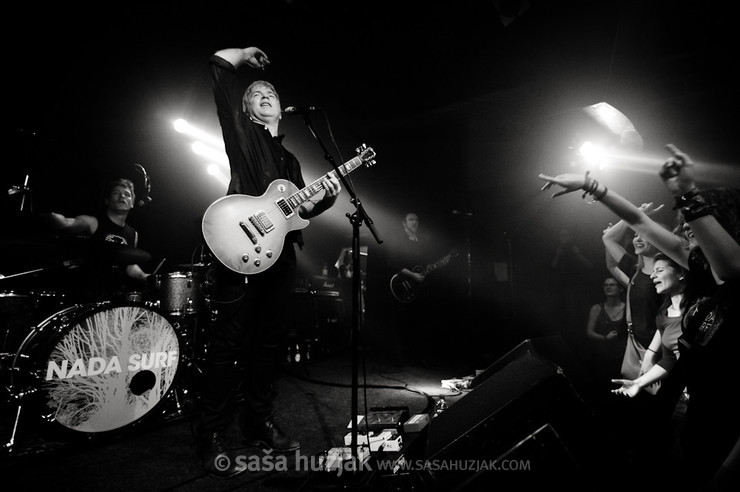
673, 189, 700, 210
676, 191, 714, 221
593, 186, 608, 201
682, 203, 714, 222
581, 171, 599, 199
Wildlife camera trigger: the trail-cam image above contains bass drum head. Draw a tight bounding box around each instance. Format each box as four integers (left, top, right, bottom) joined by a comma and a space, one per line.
15, 303, 180, 434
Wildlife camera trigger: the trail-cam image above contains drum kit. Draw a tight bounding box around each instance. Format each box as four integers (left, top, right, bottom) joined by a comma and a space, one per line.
0, 233, 213, 456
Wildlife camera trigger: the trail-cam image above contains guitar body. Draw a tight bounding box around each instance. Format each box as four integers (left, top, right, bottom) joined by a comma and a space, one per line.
389, 266, 423, 303
389, 250, 457, 303
202, 179, 309, 275
202, 144, 376, 275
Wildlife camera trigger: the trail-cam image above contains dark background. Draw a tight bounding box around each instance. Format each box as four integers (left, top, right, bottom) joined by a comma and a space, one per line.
5, 0, 739, 352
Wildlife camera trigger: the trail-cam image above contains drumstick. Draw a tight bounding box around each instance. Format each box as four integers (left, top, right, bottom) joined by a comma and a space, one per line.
151, 258, 166, 276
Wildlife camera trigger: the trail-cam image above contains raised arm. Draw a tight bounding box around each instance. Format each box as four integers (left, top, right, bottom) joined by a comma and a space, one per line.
605, 248, 629, 287
602, 220, 630, 267
660, 144, 740, 280
213, 47, 270, 69
539, 173, 689, 268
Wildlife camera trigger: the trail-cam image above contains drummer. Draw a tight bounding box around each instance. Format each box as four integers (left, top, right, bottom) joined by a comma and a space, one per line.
46, 178, 152, 300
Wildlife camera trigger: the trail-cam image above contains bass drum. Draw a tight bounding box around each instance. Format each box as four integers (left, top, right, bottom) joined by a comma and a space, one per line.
11, 302, 180, 434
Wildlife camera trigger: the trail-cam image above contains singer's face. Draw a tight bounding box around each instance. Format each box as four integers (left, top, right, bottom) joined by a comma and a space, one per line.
244, 84, 281, 123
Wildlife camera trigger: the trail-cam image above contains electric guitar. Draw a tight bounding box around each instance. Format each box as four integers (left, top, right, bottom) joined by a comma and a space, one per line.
202, 144, 377, 275
389, 250, 458, 303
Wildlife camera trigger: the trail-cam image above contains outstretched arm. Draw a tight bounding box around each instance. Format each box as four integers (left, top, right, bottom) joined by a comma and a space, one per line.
539, 172, 689, 268
611, 363, 669, 398
46, 213, 98, 236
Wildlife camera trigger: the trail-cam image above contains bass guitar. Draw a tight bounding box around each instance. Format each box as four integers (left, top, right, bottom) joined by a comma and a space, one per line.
202, 144, 377, 275
389, 250, 457, 303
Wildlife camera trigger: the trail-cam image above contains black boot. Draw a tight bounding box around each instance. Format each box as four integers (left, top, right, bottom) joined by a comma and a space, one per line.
242, 418, 300, 452
196, 432, 248, 478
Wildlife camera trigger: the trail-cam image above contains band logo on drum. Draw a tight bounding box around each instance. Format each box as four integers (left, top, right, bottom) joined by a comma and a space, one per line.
46, 351, 179, 381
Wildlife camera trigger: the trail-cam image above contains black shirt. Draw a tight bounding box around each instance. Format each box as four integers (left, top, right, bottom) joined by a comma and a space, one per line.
209, 55, 306, 249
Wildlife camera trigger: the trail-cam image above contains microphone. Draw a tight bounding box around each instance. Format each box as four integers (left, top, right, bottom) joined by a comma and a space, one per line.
282, 106, 322, 114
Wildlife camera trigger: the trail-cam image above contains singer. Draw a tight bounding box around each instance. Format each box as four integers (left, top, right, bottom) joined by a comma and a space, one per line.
194, 46, 341, 479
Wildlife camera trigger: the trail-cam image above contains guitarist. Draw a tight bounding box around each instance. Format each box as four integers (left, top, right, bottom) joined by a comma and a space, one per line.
394, 212, 428, 286
195, 46, 341, 478
386, 212, 440, 365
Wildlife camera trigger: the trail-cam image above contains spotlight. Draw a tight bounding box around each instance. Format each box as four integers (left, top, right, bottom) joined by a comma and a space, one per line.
581, 102, 642, 151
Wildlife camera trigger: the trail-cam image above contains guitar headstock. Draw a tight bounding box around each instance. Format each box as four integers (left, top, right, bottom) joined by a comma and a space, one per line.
356, 143, 376, 167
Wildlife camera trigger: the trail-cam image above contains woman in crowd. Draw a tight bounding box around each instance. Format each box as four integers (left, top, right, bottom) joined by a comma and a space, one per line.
538, 144, 740, 489
584, 276, 627, 380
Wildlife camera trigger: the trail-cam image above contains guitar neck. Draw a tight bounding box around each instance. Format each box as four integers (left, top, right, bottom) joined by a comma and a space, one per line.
422, 254, 452, 275
284, 155, 365, 210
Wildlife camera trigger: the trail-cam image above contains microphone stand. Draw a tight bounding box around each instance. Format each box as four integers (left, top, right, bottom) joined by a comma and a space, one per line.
299, 111, 383, 474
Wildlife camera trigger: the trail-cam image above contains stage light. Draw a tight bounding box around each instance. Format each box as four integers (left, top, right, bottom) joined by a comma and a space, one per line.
205, 163, 229, 187
191, 141, 229, 165
173, 119, 224, 148
581, 102, 642, 151
578, 141, 607, 168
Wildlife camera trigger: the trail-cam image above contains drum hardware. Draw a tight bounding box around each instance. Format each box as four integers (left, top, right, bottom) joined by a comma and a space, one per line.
0, 258, 82, 283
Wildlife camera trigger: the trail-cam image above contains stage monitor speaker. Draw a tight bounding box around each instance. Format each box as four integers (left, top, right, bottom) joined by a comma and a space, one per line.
470, 335, 594, 394
422, 345, 618, 489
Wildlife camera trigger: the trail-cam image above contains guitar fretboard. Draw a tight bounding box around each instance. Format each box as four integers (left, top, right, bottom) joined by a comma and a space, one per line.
285, 155, 365, 209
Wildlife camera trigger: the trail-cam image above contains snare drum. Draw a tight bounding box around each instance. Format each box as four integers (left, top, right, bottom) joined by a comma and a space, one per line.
10, 302, 180, 434
155, 271, 205, 316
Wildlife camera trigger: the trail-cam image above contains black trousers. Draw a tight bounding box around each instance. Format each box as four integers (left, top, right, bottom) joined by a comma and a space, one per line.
197, 246, 297, 435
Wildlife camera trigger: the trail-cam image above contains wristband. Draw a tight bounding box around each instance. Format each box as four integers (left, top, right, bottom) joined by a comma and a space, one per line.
675, 191, 714, 221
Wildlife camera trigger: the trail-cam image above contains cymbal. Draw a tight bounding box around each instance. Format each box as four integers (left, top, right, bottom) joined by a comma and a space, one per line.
1, 235, 151, 266
90, 241, 151, 265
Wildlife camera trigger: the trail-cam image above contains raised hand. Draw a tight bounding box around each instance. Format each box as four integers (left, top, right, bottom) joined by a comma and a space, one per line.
244, 47, 270, 70
638, 201, 664, 216
538, 173, 588, 197
659, 143, 698, 196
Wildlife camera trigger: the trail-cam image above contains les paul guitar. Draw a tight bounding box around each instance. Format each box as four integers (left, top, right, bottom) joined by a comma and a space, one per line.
390, 250, 458, 303
202, 144, 377, 275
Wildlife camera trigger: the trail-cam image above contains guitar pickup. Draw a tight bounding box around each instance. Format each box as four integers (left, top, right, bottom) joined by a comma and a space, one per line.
275, 197, 294, 218
249, 211, 274, 236
239, 221, 258, 244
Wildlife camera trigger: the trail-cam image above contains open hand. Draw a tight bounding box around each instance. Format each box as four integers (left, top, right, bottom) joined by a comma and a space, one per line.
611, 379, 640, 397
538, 173, 587, 198
638, 201, 664, 216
